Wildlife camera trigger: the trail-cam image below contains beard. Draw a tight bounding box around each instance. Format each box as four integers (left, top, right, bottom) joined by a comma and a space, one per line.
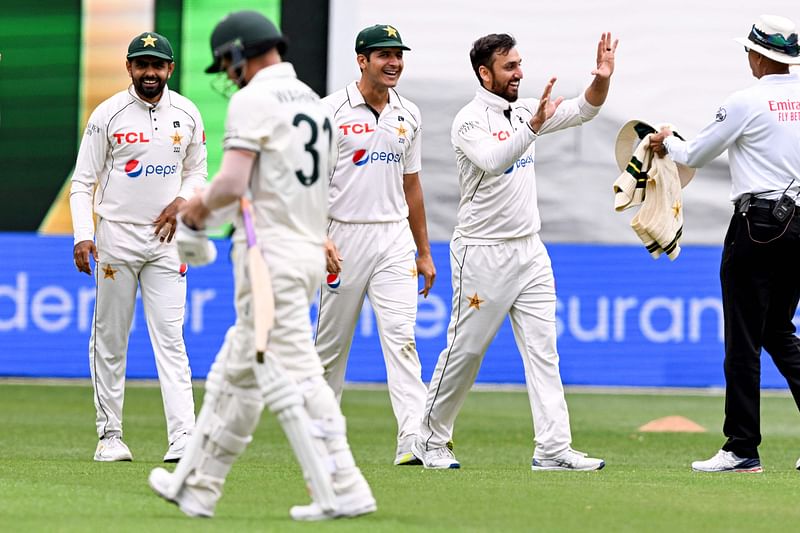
133, 76, 167, 100
491, 78, 519, 102
492, 81, 519, 102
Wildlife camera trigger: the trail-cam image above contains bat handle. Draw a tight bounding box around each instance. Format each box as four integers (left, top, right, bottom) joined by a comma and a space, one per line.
240, 197, 258, 248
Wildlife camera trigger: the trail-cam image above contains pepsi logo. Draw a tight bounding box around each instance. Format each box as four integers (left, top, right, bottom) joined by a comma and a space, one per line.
179, 263, 188, 277
123, 160, 178, 178
352, 149, 369, 166
351, 149, 402, 167
125, 159, 143, 178
326, 273, 341, 289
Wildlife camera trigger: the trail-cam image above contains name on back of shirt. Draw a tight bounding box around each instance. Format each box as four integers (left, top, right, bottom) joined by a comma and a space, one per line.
272, 88, 318, 104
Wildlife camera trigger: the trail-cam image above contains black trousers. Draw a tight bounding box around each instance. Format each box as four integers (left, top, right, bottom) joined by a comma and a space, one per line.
720, 204, 800, 458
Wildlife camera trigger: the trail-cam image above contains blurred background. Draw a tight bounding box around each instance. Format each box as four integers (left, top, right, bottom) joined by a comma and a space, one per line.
1, 0, 798, 388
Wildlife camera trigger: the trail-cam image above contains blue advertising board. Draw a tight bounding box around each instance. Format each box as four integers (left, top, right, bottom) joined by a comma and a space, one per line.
0, 234, 791, 388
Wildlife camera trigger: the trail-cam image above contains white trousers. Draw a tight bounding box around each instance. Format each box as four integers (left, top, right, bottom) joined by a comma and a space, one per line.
90, 218, 195, 444
420, 234, 573, 459
236, 237, 328, 380
315, 220, 427, 444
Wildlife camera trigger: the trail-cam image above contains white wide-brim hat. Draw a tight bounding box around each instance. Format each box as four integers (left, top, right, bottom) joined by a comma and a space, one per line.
614, 120, 695, 188
734, 14, 800, 65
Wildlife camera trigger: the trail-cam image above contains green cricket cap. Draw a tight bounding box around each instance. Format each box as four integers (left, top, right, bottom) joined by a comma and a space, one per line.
127, 32, 174, 62
355, 24, 410, 54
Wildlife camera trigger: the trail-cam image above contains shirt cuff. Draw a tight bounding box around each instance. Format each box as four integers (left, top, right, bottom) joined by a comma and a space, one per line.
73, 230, 94, 245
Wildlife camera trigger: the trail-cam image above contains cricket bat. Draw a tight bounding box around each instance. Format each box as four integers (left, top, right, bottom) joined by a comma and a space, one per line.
240, 197, 274, 362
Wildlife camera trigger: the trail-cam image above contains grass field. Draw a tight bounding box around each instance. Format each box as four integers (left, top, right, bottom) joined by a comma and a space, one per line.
2, 382, 800, 532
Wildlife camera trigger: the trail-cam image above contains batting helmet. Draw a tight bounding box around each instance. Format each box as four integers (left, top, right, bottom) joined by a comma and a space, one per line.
205, 10, 287, 74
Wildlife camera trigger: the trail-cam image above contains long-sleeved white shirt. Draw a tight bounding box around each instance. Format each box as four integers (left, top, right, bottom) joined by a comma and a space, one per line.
664, 73, 800, 202
70, 86, 207, 244
451, 85, 600, 243
322, 81, 422, 223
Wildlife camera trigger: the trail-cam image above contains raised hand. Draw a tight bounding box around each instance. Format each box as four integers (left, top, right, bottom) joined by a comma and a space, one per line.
530, 77, 563, 133
592, 32, 618, 79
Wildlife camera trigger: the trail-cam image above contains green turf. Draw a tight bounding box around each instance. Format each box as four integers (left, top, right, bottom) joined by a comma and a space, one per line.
1, 382, 799, 532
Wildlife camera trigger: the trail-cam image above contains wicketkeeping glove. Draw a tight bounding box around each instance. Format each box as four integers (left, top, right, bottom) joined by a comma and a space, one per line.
175, 217, 218, 266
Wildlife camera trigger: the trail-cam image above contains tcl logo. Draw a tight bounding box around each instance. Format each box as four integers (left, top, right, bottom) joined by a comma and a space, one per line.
113, 132, 150, 144
492, 131, 511, 141
339, 123, 375, 135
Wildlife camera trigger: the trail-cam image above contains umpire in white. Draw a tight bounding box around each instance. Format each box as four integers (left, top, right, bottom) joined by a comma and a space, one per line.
651, 14, 800, 474
70, 32, 206, 462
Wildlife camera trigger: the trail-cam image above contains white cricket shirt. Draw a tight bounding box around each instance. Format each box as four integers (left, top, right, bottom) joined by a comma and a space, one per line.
451, 85, 600, 243
70, 86, 207, 244
664, 73, 800, 202
323, 81, 422, 223
224, 63, 331, 245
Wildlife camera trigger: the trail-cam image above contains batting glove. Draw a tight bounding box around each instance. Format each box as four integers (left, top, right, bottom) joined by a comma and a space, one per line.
175, 217, 218, 266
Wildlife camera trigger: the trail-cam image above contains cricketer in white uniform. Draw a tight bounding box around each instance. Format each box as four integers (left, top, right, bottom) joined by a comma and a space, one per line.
70, 32, 205, 463
316, 24, 435, 466
414, 32, 617, 470
651, 14, 800, 474
148, 11, 375, 521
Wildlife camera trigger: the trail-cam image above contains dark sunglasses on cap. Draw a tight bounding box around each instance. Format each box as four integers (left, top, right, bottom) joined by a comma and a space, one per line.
747, 24, 800, 57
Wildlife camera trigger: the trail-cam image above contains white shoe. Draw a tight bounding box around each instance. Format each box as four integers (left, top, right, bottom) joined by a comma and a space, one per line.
796, 457, 800, 471
394, 436, 423, 466
289, 481, 376, 521
531, 448, 604, 471
163, 432, 190, 463
94, 435, 133, 462
691, 450, 762, 473
148, 467, 213, 518
413, 440, 460, 469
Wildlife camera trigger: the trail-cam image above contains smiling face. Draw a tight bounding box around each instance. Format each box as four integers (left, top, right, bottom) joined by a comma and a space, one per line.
126, 56, 174, 102
480, 47, 523, 102
358, 47, 404, 89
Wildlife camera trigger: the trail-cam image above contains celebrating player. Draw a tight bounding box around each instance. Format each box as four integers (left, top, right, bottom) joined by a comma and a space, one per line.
414, 32, 617, 470
316, 24, 435, 466
70, 31, 206, 463
148, 11, 376, 520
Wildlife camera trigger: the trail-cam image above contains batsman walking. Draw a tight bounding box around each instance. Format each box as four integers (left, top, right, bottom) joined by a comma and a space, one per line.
148, 11, 375, 520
